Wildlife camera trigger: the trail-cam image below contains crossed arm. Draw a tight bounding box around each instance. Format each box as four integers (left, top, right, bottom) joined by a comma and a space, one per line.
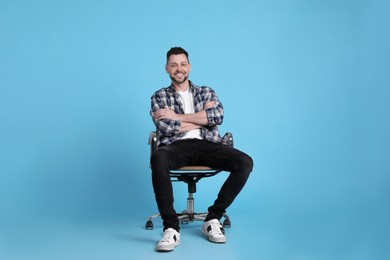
152, 101, 215, 133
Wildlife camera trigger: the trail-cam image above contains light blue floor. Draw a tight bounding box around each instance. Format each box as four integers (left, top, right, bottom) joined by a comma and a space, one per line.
1, 170, 389, 260
2, 207, 389, 260
1, 168, 389, 260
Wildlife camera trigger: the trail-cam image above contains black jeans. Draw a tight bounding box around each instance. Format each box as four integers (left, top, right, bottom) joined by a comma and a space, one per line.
150, 139, 253, 232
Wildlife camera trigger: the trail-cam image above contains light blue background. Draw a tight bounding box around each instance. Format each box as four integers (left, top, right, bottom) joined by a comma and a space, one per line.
1, 0, 389, 259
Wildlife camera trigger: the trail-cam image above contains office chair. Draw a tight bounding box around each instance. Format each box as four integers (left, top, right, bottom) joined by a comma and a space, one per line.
145, 131, 234, 230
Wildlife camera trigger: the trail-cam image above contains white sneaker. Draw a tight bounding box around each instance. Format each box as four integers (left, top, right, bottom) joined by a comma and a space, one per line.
155, 228, 180, 252
202, 219, 226, 243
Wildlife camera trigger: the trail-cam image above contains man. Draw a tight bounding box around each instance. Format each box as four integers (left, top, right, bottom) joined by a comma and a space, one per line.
150, 47, 253, 252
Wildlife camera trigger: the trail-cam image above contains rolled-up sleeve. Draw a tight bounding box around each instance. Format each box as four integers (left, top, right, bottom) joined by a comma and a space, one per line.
205, 104, 224, 126
204, 88, 224, 126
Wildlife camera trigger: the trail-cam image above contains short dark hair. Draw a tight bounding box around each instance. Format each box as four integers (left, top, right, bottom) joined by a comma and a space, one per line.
166, 47, 189, 64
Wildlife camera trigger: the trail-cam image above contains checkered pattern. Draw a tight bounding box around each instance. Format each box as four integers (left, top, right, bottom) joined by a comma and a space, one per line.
150, 81, 225, 147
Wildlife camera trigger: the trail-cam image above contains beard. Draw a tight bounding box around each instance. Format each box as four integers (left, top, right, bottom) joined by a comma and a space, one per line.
170, 73, 188, 85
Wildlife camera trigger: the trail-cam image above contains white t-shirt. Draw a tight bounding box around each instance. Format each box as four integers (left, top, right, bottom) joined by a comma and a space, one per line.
177, 88, 202, 140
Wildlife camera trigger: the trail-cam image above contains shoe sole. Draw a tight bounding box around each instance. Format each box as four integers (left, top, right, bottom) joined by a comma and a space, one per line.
155, 241, 180, 252
202, 229, 227, 243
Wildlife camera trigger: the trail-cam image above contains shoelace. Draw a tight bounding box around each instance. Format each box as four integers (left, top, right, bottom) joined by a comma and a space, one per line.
209, 221, 224, 235
161, 229, 176, 242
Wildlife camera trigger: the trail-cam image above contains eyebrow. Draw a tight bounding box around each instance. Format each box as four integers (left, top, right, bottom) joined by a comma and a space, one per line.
169, 62, 188, 65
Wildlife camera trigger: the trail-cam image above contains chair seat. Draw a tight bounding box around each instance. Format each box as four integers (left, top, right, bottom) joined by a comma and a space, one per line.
170, 166, 221, 176
175, 166, 215, 171
170, 166, 221, 179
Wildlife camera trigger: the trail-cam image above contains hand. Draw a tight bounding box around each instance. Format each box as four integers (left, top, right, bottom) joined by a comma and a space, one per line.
153, 106, 179, 120
204, 101, 215, 110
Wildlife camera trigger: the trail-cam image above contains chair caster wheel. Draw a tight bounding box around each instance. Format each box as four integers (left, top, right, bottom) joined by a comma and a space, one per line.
145, 220, 154, 230
223, 219, 231, 228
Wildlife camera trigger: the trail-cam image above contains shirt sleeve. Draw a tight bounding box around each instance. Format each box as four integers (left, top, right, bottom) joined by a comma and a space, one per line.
204, 88, 224, 126
150, 92, 182, 136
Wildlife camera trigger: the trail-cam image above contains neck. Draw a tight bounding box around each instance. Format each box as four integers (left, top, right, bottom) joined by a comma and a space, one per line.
172, 80, 190, 92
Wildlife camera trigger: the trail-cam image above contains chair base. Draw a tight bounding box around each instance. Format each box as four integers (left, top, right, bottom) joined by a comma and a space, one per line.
145, 211, 231, 230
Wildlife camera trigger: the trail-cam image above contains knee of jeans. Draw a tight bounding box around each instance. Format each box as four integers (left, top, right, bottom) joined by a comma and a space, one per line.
238, 154, 254, 173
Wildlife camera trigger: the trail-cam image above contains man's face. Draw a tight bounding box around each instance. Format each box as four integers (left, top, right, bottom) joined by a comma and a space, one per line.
166, 54, 191, 85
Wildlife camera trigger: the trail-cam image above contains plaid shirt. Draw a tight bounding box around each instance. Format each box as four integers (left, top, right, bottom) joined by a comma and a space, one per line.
150, 81, 225, 147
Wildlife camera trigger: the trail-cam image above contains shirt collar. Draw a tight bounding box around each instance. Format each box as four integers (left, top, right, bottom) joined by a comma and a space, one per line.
169, 80, 194, 93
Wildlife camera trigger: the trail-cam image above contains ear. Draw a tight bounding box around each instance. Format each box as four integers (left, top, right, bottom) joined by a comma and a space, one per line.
165, 64, 169, 73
